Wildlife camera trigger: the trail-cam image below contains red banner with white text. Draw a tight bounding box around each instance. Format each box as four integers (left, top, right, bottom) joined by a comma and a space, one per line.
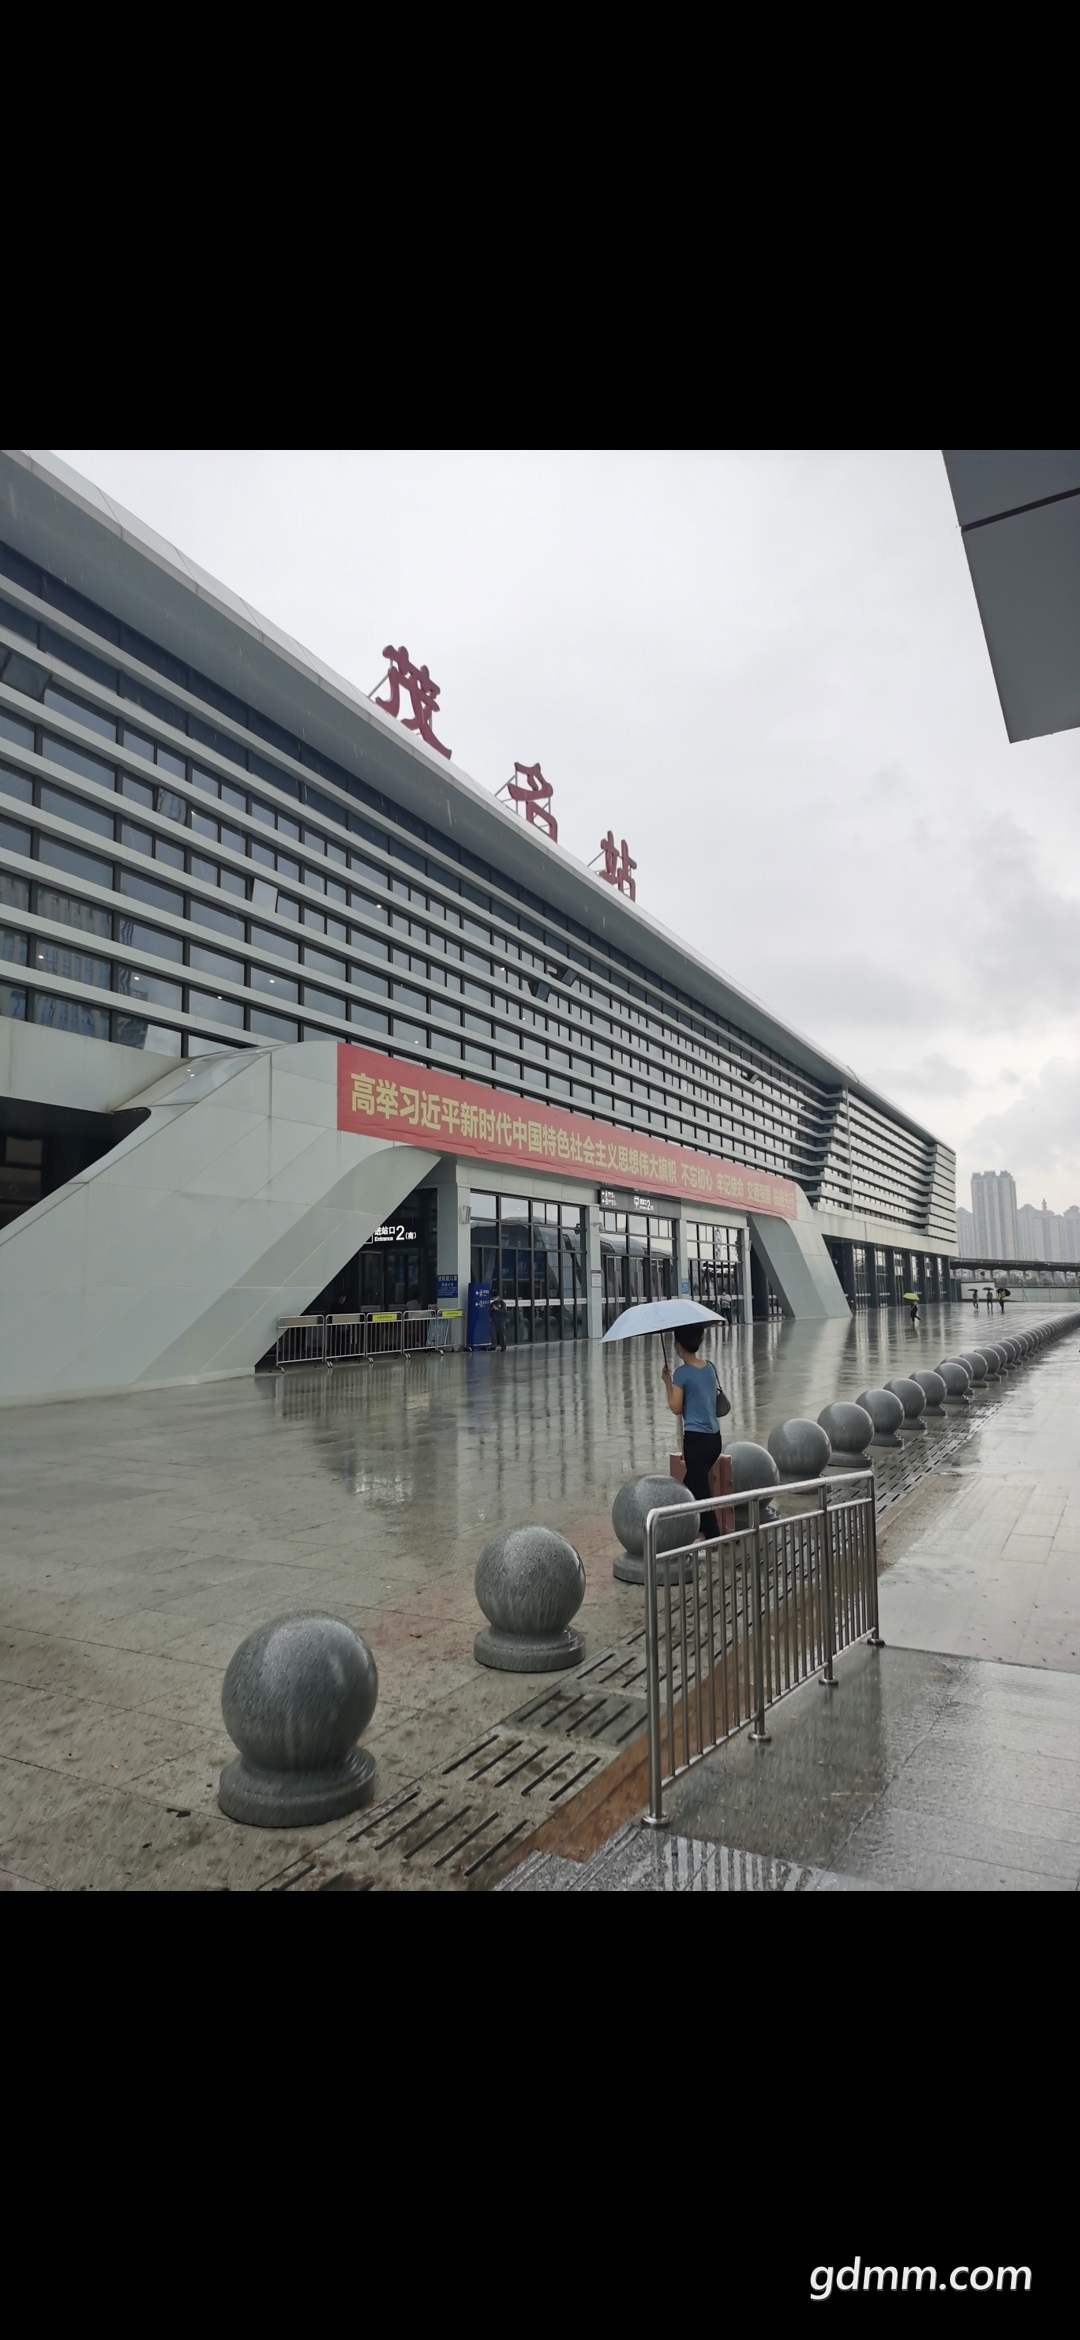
337, 1043, 796, 1217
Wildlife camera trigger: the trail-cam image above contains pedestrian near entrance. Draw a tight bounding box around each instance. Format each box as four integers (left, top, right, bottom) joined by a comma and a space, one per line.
490, 1292, 507, 1352
972, 1288, 980, 1311
662, 1324, 731, 1540
997, 1288, 1008, 1313
985, 1287, 994, 1312
909, 1297, 919, 1326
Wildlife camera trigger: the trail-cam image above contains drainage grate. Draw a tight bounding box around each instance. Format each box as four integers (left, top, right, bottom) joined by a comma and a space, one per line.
504, 1683, 650, 1748
267, 1418, 1019, 1895
267, 1729, 619, 1892
436, 1728, 608, 1801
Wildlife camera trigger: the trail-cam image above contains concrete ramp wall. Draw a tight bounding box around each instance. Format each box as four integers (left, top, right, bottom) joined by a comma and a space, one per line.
0, 1040, 437, 1403
749, 1188, 850, 1319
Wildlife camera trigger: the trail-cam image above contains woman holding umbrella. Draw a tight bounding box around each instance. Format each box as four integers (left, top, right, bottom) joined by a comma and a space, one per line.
662, 1323, 730, 1538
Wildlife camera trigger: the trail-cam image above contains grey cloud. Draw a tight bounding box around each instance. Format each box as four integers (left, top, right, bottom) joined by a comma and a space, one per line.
962, 819, 1080, 1027
53, 449, 1080, 1201
967, 1055, 1080, 1186
763, 957, 944, 1041
874, 1053, 973, 1099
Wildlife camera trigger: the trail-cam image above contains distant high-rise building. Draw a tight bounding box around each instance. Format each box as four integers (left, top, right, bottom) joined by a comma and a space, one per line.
971, 1170, 1019, 1257
1017, 1204, 1041, 1259
1017, 1200, 1069, 1262
956, 1206, 976, 1257
1038, 1200, 1063, 1261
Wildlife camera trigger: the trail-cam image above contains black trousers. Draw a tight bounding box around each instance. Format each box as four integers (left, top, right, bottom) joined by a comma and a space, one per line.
683, 1429, 723, 1540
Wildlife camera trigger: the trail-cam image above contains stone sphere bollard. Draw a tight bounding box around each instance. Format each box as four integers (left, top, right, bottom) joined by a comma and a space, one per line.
911, 1369, 948, 1416
856, 1388, 905, 1447
1002, 1338, 1021, 1363
767, 1419, 831, 1484
936, 1360, 972, 1404
956, 1351, 988, 1384
817, 1402, 874, 1469
884, 1377, 928, 1433
612, 1475, 699, 1585
727, 1441, 780, 1528
971, 1347, 1001, 1379
219, 1612, 378, 1828
474, 1526, 586, 1670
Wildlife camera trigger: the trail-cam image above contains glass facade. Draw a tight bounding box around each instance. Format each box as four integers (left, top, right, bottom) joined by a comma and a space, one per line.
0, 546, 955, 1253
824, 1238, 950, 1309
355, 1187, 437, 1312
470, 1192, 586, 1341
599, 1209, 674, 1330
683, 1220, 743, 1311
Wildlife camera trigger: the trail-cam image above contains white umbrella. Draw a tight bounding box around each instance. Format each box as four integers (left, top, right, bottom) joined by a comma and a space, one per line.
602, 1296, 722, 1368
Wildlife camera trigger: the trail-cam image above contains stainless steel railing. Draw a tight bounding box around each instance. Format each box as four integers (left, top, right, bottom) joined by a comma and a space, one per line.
274, 1308, 455, 1370
642, 1470, 882, 1826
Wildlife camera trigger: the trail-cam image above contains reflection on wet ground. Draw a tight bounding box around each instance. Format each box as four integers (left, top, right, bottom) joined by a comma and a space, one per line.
0, 1302, 1066, 1890
262, 1301, 1006, 1543
505, 1642, 1080, 1892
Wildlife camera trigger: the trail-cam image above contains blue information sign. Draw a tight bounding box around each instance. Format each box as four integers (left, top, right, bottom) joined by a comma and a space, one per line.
467, 1282, 492, 1348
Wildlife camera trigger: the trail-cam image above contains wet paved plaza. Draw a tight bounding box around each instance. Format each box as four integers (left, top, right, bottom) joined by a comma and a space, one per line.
1, 1301, 1078, 1889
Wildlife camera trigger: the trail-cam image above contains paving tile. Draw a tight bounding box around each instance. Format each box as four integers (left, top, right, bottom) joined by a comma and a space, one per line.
4, 1310, 1080, 1890
840, 1800, 1078, 1889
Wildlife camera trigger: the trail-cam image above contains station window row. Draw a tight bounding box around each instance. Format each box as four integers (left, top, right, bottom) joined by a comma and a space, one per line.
1, 572, 946, 1228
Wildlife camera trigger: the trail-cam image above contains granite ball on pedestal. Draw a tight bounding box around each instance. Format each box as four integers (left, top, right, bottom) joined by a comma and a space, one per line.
971, 1347, 1001, 1379
910, 1369, 947, 1416
727, 1441, 780, 1528
856, 1388, 905, 1447
817, 1402, 874, 1469
474, 1526, 586, 1670
767, 1419, 831, 1485
219, 1612, 378, 1828
884, 1377, 928, 1433
936, 1360, 972, 1405
956, 1351, 988, 1383
612, 1475, 699, 1585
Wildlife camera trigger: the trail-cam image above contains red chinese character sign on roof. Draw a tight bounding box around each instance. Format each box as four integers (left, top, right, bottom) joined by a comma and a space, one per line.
597, 830, 636, 901
502, 761, 557, 841
375, 645, 451, 759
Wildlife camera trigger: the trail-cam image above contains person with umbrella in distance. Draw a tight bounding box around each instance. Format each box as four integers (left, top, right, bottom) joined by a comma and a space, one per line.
662, 1323, 729, 1539
904, 1289, 919, 1326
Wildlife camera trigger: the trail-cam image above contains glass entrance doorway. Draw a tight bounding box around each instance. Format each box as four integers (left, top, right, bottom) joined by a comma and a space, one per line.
470, 1192, 587, 1341
355, 1186, 437, 1310
600, 1208, 674, 1330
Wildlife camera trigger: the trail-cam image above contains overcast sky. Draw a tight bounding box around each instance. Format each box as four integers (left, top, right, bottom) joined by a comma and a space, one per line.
56, 450, 1080, 1214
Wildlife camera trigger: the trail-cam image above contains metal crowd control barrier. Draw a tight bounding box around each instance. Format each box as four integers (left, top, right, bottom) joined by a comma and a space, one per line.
274, 1315, 327, 1368
274, 1309, 456, 1371
642, 1470, 882, 1827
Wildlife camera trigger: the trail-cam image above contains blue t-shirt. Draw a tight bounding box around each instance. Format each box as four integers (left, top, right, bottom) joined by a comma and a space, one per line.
674, 1362, 719, 1434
